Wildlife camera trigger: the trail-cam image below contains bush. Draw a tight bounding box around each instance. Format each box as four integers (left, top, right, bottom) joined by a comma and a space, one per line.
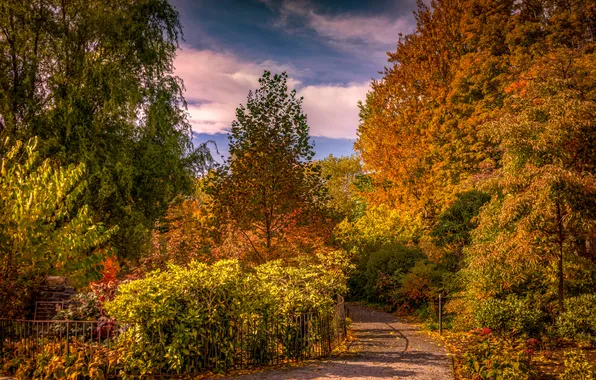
105, 254, 349, 374
474, 295, 545, 336
557, 294, 596, 345
351, 243, 424, 305
462, 328, 537, 379
559, 350, 595, 380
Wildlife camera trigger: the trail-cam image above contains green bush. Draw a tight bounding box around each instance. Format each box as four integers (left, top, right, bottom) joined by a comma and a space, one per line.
557, 294, 596, 344
559, 350, 595, 380
351, 243, 424, 304
105, 254, 349, 375
474, 295, 545, 336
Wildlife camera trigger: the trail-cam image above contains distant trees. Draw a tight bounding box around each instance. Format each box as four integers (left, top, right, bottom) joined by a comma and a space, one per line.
319, 155, 365, 220
0, 0, 211, 260
208, 72, 325, 261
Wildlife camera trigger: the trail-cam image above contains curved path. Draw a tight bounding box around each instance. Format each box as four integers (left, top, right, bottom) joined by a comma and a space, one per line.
224, 304, 453, 380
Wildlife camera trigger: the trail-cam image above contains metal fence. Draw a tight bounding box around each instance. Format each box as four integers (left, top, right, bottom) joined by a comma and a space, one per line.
0, 297, 346, 376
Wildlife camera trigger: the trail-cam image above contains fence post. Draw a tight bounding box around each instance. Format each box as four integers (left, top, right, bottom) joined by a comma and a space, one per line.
66, 321, 70, 356
438, 293, 442, 336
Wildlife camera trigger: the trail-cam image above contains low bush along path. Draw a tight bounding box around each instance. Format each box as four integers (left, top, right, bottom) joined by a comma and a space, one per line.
225, 303, 453, 380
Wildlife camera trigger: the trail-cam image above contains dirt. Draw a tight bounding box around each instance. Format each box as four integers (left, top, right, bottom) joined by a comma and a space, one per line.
220, 303, 454, 380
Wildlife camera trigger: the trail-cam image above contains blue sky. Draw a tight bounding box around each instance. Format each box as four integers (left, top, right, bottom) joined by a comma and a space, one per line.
172, 0, 419, 159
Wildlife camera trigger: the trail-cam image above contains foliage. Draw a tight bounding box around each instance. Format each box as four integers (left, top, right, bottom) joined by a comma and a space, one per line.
319, 155, 365, 220
1, 340, 119, 380
349, 243, 424, 305
0, 0, 212, 260
141, 180, 220, 272
208, 71, 325, 261
335, 204, 422, 255
104, 253, 348, 374
560, 350, 595, 380
0, 138, 114, 318
556, 294, 596, 345
465, 52, 596, 309
431, 190, 491, 254
462, 328, 537, 380
474, 295, 546, 337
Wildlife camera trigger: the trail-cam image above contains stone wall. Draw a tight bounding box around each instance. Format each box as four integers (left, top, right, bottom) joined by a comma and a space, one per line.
33, 276, 76, 320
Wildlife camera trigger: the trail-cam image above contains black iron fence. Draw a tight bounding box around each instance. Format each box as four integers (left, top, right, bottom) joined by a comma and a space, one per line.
0, 297, 346, 376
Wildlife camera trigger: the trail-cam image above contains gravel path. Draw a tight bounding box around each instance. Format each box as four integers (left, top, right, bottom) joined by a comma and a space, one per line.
222, 304, 453, 380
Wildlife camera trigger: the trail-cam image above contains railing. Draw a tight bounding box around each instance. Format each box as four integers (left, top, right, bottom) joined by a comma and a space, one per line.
0, 296, 346, 376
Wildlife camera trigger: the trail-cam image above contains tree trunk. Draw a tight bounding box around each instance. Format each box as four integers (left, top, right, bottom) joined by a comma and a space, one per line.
556, 202, 565, 313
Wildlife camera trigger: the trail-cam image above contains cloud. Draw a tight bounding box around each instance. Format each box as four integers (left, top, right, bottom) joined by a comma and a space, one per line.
298, 83, 368, 139
264, 0, 415, 54
174, 46, 368, 139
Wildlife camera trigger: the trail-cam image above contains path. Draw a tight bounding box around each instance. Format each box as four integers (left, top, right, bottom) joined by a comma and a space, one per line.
223, 304, 453, 380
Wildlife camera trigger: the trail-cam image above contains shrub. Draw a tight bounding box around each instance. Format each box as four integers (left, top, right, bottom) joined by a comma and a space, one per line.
474, 295, 545, 336
557, 294, 596, 345
462, 328, 537, 379
105, 254, 348, 374
559, 350, 595, 380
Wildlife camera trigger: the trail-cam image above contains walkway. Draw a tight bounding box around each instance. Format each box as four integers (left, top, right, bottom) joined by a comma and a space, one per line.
224, 303, 453, 379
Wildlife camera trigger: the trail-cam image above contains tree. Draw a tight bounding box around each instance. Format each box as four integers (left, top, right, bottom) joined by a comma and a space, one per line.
0, 138, 114, 317
209, 71, 324, 261
431, 190, 491, 255
466, 49, 596, 310
0, 0, 212, 260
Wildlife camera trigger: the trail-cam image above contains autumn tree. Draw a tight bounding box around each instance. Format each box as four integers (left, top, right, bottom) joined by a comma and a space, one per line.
209, 72, 324, 262
466, 49, 596, 311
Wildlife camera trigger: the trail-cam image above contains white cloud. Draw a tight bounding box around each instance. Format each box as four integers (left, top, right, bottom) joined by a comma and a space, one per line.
174, 46, 368, 139
298, 83, 368, 139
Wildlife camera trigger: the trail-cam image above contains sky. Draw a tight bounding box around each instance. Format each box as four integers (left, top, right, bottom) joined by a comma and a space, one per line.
171, 0, 419, 159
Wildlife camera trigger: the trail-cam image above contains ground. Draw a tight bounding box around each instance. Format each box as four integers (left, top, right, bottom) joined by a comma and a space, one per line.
223, 303, 453, 380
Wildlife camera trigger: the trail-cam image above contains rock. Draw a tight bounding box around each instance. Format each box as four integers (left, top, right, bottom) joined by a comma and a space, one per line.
45, 276, 68, 287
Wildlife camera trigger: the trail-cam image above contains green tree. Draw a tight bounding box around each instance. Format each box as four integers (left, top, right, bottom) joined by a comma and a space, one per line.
209, 71, 324, 261
0, 0, 211, 259
431, 190, 491, 255
0, 138, 114, 317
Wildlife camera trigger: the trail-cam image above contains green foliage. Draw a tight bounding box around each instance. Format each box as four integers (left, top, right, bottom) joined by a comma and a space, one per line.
335, 204, 422, 254
560, 350, 595, 380
208, 71, 325, 259
474, 295, 546, 337
349, 243, 425, 305
105, 252, 349, 374
431, 190, 491, 251
0, 0, 212, 260
556, 294, 596, 345
0, 138, 114, 317
462, 329, 536, 380
319, 155, 364, 220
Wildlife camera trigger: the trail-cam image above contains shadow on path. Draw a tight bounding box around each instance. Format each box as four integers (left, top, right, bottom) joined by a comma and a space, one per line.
221, 303, 453, 380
